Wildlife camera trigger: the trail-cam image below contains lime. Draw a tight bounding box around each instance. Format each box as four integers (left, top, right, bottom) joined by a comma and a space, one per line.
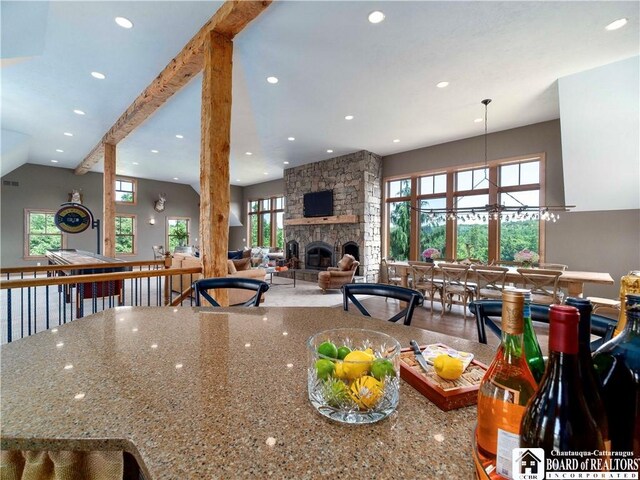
317, 341, 338, 359
315, 358, 335, 380
370, 358, 396, 380
433, 354, 464, 380
337, 346, 351, 360
342, 350, 374, 380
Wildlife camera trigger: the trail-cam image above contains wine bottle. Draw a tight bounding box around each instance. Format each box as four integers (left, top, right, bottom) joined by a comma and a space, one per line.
564, 297, 610, 450
593, 294, 640, 456
477, 290, 538, 478
520, 305, 604, 460
521, 290, 544, 383
614, 271, 640, 336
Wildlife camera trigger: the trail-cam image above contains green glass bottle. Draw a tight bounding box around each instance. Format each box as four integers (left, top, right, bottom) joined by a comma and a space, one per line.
520, 289, 545, 383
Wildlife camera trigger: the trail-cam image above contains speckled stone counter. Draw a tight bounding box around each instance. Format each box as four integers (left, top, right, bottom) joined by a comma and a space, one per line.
1, 307, 496, 479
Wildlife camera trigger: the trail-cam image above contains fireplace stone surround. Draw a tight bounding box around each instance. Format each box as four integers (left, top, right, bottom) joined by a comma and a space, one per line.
284, 150, 382, 280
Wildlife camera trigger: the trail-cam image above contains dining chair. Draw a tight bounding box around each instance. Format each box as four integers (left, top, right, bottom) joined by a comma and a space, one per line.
469, 300, 616, 351
439, 262, 477, 318
342, 283, 424, 326
471, 265, 509, 300
517, 268, 564, 305
409, 262, 443, 312
538, 263, 568, 271
380, 258, 402, 287
194, 278, 270, 307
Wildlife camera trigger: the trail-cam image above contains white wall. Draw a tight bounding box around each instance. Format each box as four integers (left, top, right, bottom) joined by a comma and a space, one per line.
559, 56, 639, 212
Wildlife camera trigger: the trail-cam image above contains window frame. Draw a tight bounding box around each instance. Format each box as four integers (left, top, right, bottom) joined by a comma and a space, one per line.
247, 196, 285, 248
24, 209, 66, 259
166, 217, 191, 252
115, 213, 137, 256
383, 153, 546, 263
115, 177, 137, 205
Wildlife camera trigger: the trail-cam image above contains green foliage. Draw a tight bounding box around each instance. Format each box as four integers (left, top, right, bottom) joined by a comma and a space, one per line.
250, 215, 258, 246
29, 235, 61, 256
456, 224, 489, 261
28, 212, 61, 256
168, 220, 189, 251
389, 201, 410, 260
115, 216, 134, 254
262, 215, 271, 245
500, 220, 539, 260
116, 192, 134, 203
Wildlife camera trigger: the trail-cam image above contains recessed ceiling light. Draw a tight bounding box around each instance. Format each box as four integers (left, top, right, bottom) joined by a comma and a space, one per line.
605, 18, 628, 30
436, 81, 449, 88
51, 159, 59, 163
245, 152, 253, 156
56, 149, 64, 153
474, 118, 483, 123
287, 137, 295, 141
151, 149, 159, 153
73, 109, 85, 115
63, 132, 73, 136
368, 11, 385, 24
263, 172, 268, 175
236, 179, 241, 182
175, 134, 184, 139
283, 161, 290, 165
91, 71, 106, 80
393, 139, 400, 143
115, 16, 133, 29
132, 162, 139, 165
344, 115, 354, 120
327, 149, 334, 153
173, 177, 179, 180
266, 76, 279, 84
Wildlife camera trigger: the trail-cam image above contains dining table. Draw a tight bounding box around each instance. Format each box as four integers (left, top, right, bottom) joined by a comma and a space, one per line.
1, 306, 497, 479
388, 261, 614, 298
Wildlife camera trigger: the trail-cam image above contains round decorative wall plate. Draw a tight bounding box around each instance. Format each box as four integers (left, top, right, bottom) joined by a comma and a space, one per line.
55, 203, 93, 234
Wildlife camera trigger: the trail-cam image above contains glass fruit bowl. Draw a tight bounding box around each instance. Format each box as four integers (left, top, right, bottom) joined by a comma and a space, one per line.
307, 328, 402, 424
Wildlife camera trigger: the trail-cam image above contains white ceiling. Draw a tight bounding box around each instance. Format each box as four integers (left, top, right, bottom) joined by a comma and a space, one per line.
2, 1, 639, 190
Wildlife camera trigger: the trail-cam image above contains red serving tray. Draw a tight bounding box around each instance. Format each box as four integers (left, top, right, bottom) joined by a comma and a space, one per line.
399, 343, 488, 411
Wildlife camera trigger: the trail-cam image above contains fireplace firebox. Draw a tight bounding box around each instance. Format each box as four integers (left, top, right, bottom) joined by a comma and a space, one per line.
305, 241, 335, 270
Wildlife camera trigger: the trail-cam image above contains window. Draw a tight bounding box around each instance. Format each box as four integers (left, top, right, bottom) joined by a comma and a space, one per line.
24, 210, 64, 258
167, 217, 190, 252
384, 156, 544, 263
115, 177, 136, 204
248, 196, 285, 248
115, 214, 136, 255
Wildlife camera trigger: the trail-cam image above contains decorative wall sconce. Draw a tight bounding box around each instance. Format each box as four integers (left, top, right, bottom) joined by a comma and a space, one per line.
149, 217, 156, 225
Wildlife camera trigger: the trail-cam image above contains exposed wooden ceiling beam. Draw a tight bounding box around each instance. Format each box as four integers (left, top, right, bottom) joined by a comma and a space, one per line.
74, 0, 272, 175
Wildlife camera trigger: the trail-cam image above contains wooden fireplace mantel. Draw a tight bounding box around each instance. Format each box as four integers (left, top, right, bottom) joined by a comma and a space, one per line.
284, 215, 358, 226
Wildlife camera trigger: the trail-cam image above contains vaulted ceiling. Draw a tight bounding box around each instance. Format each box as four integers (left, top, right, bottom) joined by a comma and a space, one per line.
2, 1, 638, 190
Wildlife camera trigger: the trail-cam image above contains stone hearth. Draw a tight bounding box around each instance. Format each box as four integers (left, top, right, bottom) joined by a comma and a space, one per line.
284, 150, 382, 280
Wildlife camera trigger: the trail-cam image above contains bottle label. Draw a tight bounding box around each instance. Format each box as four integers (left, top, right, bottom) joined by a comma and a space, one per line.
496, 429, 519, 479
503, 303, 524, 334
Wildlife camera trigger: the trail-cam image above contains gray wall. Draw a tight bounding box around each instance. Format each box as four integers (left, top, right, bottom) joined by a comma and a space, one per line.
1, 164, 200, 266
382, 120, 639, 298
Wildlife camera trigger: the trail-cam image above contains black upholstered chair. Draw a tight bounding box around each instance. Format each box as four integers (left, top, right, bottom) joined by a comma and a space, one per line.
194, 278, 269, 307
342, 283, 424, 326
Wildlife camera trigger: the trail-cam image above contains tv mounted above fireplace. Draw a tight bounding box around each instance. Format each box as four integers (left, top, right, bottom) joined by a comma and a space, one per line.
303, 190, 333, 218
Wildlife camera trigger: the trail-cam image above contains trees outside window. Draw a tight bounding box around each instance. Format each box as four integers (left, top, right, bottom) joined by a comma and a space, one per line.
25, 210, 64, 258
248, 197, 284, 248
115, 178, 136, 204
115, 214, 135, 255
167, 218, 190, 252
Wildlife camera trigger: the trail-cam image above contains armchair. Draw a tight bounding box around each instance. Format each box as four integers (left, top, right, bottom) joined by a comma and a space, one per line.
318, 254, 360, 293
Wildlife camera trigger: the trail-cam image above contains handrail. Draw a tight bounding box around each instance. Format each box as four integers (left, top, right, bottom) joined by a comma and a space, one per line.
1, 259, 165, 274
0, 267, 202, 289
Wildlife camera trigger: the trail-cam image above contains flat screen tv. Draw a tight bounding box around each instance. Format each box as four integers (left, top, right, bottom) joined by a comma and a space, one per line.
303, 190, 333, 217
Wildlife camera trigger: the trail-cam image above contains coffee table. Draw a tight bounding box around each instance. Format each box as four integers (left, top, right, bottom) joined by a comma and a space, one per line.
265, 268, 296, 287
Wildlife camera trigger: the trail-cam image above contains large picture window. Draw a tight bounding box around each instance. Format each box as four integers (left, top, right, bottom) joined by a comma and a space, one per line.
167, 217, 190, 252
115, 214, 136, 255
384, 155, 544, 263
248, 196, 285, 248
24, 210, 64, 258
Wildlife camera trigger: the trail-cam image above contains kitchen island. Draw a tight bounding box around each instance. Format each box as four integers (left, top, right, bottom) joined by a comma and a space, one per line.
1, 306, 495, 479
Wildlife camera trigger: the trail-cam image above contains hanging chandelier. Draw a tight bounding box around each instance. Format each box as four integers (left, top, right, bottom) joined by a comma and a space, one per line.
416, 99, 573, 223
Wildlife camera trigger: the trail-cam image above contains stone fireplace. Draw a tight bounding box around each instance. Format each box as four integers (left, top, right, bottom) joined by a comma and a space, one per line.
284, 150, 382, 280
305, 241, 335, 270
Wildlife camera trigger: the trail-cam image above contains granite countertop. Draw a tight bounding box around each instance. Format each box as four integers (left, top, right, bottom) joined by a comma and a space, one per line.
1, 307, 496, 479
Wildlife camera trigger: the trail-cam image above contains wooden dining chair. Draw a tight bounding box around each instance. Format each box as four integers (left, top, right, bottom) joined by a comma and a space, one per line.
439, 262, 476, 318
194, 278, 270, 307
342, 283, 424, 326
409, 262, 443, 312
380, 258, 402, 287
471, 265, 509, 300
517, 268, 564, 305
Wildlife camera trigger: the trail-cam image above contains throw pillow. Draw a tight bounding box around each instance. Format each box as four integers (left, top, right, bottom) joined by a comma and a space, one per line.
242, 248, 251, 259
227, 260, 237, 274
232, 258, 251, 271
228, 250, 243, 260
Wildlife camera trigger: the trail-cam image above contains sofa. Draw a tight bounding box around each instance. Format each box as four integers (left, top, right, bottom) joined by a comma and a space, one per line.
318, 254, 360, 292
171, 253, 266, 305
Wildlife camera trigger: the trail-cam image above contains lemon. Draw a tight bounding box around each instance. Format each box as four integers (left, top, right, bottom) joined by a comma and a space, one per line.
349, 375, 383, 410
315, 359, 335, 380
364, 348, 376, 360
342, 350, 373, 380
333, 361, 348, 379
318, 341, 338, 359
433, 354, 464, 380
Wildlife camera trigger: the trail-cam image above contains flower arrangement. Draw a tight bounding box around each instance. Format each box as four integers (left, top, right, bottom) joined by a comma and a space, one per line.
422, 248, 441, 260
514, 249, 539, 266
